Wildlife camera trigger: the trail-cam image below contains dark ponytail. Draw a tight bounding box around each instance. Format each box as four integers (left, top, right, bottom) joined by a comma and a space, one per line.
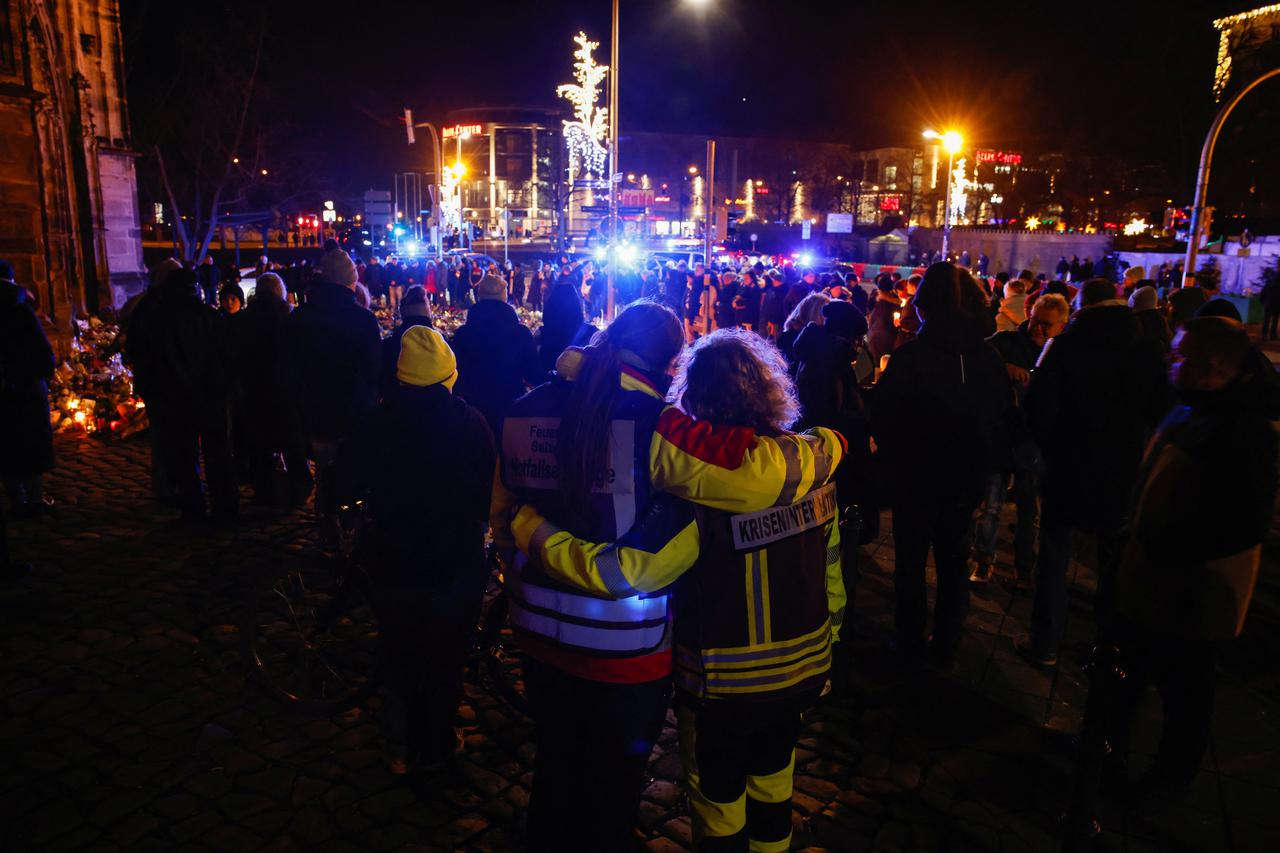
557, 301, 684, 529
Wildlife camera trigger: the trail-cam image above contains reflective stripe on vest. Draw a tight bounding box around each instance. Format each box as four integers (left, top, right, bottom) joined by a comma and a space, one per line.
508, 570, 670, 656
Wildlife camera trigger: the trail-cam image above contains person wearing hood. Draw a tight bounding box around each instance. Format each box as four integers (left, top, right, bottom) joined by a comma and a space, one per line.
777, 292, 829, 368
536, 282, 596, 378
451, 274, 543, 434
334, 325, 496, 775
284, 246, 381, 537
870, 263, 1008, 669
1017, 279, 1172, 666
1101, 317, 1277, 791
995, 278, 1029, 332
228, 272, 310, 506
1129, 283, 1172, 352
0, 260, 56, 517
380, 285, 433, 397
125, 266, 236, 519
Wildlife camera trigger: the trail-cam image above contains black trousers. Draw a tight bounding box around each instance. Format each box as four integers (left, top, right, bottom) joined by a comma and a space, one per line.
891, 500, 976, 657
524, 660, 670, 853
369, 569, 488, 767
1263, 309, 1280, 340
678, 691, 818, 852
1106, 622, 1218, 783
147, 398, 236, 518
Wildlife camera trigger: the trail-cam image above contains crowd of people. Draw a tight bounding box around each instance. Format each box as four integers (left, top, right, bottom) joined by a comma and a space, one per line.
2, 238, 1277, 850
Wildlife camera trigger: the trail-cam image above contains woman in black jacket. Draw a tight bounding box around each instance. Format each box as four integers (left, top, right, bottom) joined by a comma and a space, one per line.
870, 263, 1007, 669
536, 282, 596, 378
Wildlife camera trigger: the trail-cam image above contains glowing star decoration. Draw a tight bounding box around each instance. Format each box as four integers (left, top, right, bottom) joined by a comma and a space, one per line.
1025, 216, 1041, 231
948, 158, 970, 226
557, 32, 609, 179
1124, 217, 1149, 236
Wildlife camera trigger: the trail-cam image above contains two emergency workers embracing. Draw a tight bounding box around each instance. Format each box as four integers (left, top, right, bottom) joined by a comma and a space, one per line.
491, 300, 848, 853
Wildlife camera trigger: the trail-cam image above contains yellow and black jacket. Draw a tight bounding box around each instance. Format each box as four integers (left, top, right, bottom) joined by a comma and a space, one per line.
511, 438, 846, 698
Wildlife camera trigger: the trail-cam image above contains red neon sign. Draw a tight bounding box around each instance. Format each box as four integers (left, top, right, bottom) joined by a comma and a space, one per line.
879, 196, 901, 211
442, 123, 483, 140
975, 149, 1023, 166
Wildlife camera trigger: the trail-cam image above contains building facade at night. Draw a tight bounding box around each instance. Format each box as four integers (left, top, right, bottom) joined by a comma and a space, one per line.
441, 107, 566, 238
0, 0, 145, 344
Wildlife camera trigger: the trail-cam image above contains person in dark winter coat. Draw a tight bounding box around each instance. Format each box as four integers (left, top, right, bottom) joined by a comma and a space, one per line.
0, 261, 56, 516
867, 275, 901, 364
228, 272, 310, 506
777, 292, 830, 368
335, 325, 496, 774
452, 274, 543, 433
380, 285, 434, 397
734, 271, 762, 330
536, 282, 596, 379
196, 256, 220, 305
284, 248, 382, 533
870, 263, 1007, 668
1103, 317, 1278, 788
1129, 283, 1172, 352
1016, 279, 1172, 666
125, 267, 237, 519
759, 272, 789, 339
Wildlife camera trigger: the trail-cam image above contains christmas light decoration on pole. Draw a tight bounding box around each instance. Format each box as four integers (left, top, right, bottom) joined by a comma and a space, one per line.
1123, 217, 1149, 236
557, 32, 609, 180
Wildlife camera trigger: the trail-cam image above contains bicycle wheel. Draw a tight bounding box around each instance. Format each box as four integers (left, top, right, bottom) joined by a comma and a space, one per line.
476, 572, 530, 718
241, 555, 380, 714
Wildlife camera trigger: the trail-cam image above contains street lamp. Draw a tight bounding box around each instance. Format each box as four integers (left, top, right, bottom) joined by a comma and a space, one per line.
605, 0, 714, 320
923, 128, 963, 260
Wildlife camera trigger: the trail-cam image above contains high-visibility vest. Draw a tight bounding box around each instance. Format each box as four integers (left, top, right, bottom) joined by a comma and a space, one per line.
675, 482, 841, 700
498, 367, 675, 683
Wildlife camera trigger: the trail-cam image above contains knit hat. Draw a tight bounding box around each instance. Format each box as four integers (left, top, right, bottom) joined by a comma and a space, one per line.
1124, 265, 1146, 283
1128, 285, 1158, 312
477, 273, 508, 301
401, 285, 431, 318
149, 257, 183, 289
319, 248, 358, 288
396, 325, 457, 389
254, 272, 286, 302
822, 299, 868, 341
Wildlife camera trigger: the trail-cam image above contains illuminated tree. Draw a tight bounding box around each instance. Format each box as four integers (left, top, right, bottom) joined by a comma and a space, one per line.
557, 32, 609, 179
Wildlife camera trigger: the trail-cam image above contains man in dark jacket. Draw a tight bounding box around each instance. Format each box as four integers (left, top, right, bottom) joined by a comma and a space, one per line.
451, 274, 543, 434
1017, 279, 1171, 666
1103, 317, 1277, 789
228, 272, 310, 506
285, 248, 381, 536
335, 325, 496, 773
196, 256, 220, 306
871, 263, 1007, 668
0, 260, 56, 516
759, 271, 789, 338
794, 300, 874, 608
126, 267, 236, 519
970, 293, 1070, 584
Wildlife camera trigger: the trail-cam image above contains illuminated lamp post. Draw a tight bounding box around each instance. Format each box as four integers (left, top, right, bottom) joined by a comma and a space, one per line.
923, 128, 963, 260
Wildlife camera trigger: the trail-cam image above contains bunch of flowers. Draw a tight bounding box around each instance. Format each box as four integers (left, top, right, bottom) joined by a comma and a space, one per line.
49, 318, 147, 438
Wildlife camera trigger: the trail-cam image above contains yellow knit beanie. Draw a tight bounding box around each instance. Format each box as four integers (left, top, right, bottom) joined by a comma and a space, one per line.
396, 325, 457, 390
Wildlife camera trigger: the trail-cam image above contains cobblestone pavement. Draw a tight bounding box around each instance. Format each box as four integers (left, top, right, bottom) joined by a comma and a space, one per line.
3, 435, 1278, 852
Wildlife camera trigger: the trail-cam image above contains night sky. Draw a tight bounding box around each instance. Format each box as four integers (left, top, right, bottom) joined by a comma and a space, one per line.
123, 0, 1276, 210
